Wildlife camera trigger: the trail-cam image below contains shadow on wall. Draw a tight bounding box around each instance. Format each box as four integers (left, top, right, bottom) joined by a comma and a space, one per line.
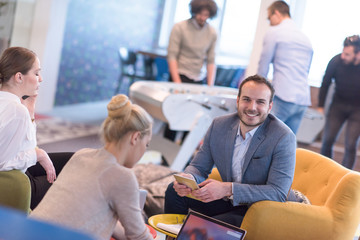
55, 0, 164, 106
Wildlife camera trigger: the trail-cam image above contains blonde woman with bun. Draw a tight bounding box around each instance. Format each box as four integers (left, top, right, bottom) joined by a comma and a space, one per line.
31, 94, 154, 240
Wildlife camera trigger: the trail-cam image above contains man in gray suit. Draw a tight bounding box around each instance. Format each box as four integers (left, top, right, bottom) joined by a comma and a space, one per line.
165, 74, 296, 226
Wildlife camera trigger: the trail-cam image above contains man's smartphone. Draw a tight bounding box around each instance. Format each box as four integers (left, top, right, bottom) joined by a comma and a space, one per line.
173, 174, 199, 190
173, 174, 201, 201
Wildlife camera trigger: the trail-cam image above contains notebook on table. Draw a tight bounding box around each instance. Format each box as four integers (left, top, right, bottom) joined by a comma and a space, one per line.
176, 210, 246, 240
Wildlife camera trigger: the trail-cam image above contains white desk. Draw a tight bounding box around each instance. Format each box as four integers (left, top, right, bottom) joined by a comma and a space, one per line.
129, 81, 238, 171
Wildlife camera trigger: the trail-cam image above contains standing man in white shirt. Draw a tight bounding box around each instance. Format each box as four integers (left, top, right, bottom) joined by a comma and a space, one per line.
257, 0, 313, 134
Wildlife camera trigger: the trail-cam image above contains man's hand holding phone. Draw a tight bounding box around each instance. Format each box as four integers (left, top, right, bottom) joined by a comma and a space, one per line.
173, 173, 201, 201
173, 173, 233, 203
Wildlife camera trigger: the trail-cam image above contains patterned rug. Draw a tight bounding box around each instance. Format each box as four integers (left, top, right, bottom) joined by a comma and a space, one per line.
36, 117, 100, 145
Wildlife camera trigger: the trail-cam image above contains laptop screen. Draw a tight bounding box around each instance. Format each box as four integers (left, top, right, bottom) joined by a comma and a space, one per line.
176, 210, 246, 240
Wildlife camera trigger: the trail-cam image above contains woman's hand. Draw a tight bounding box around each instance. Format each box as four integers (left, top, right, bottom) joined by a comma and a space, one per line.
35, 148, 56, 183
21, 95, 37, 119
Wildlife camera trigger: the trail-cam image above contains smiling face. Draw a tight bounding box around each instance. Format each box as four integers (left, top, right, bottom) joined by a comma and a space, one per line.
21, 57, 42, 96
236, 81, 273, 133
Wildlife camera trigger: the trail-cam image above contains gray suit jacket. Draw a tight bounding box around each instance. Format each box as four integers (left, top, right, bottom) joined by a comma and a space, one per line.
185, 113, 296, 206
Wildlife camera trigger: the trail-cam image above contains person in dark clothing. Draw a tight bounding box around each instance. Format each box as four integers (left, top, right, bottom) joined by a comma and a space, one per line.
318, 35, 360, 169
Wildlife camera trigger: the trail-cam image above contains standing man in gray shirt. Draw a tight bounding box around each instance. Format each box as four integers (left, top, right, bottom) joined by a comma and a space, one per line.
165, 0, 218, 141
167, 0, 218, 86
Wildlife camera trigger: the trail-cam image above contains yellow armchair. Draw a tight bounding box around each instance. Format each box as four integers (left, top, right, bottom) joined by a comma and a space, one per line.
240, 148, 360, 240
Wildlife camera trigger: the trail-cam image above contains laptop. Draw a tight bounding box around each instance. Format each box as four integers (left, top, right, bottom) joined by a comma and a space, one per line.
139, 189, 147, 210
176, 210, 246, 240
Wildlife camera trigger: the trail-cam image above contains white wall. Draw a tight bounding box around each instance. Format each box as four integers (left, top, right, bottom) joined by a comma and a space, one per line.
244, 0, 274, 78
9, 0, 35, 48
10, 0, 69, 113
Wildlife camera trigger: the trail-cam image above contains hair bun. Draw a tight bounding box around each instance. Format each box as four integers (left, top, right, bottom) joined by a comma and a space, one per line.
107, 94, 132, 119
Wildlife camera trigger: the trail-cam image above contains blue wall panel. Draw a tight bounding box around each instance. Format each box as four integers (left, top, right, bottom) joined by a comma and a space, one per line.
55, 0, 164, 105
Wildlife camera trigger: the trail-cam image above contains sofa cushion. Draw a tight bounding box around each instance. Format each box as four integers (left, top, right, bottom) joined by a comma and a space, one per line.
287, 189, 311, 204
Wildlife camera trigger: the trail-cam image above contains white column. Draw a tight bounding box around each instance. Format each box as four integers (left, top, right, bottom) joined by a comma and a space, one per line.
244, 0, 275, 78
11, 0, 69, 113
33, 0, 69, 113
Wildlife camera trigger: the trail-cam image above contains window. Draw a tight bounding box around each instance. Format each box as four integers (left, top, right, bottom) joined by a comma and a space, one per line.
159, 0, 360, 87
218, 0, 260, 63
301, 0, 360, 87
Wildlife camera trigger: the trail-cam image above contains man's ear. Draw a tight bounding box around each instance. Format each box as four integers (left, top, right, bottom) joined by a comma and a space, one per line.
268, 101, 273, 113
355, 51, 360, 65
130, 131, 141, 145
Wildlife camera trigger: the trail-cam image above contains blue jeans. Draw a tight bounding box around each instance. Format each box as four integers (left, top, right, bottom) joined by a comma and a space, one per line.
271, 96, 307, 134
321, 101, 360, 169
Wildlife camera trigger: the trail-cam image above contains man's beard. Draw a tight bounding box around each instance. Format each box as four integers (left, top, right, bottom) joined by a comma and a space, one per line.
238, 110, 267, 128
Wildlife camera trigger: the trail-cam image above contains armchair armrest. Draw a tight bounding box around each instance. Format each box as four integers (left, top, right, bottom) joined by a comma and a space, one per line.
241, 201, 333, 240
326, 172, 360, 239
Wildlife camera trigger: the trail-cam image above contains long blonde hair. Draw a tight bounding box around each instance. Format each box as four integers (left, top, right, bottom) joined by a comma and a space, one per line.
100, 94, 153, 144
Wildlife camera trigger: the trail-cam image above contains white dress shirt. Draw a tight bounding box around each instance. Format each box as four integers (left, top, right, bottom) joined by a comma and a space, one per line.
258, 18, 313, 106
0, 91, 37, 172
232, 125, 258, 183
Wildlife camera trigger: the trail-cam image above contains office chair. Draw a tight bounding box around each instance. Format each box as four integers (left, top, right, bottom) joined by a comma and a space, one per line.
115, 47, 154, 94
214, 66, 244, 88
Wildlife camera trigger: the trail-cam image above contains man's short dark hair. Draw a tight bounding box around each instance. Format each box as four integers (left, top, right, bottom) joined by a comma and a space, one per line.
238, 75, 275, 103
343, 35, 360, 53
189, 0, 218, 19
268, 1, 290, 17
